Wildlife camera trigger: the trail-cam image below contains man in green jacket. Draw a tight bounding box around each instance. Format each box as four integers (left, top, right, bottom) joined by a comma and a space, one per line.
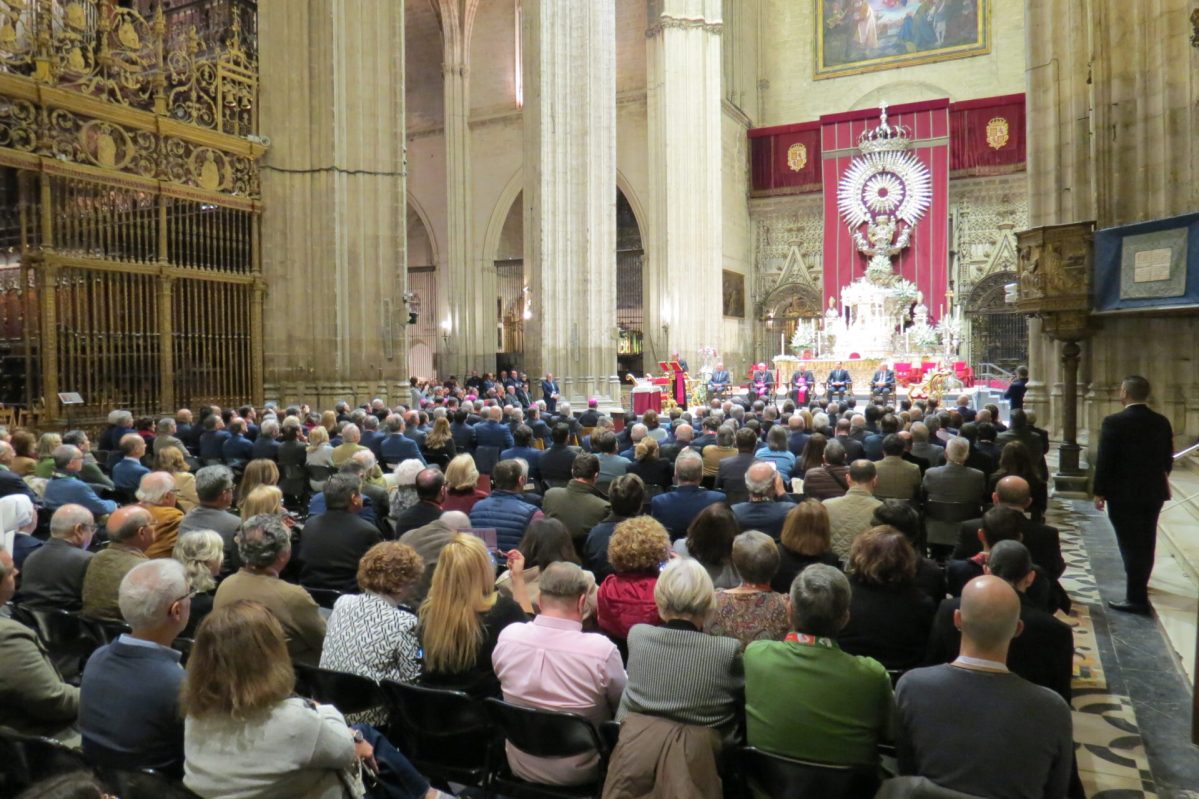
543, 453, 611, 556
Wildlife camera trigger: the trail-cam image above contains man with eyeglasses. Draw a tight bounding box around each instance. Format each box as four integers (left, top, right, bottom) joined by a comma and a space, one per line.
82, 505, 156, 621
79, 559, 192, 776
179, 465, 242, 578
137, 471, 185, 560
15, 503, 97, 610
43, 444, 118, 519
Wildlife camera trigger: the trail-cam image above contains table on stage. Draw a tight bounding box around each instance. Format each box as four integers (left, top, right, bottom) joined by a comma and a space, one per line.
632, 387, 663, 414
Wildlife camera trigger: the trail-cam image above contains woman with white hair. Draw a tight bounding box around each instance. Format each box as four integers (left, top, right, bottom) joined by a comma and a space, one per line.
0, 494, 39, 567
617, 558, 743, 743
173, 529, 224, 637
304, 426, 335, 492
390, 458, 428, 519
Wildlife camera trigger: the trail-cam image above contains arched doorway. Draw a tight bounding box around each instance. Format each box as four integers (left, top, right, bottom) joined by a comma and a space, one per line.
966, 271, 1025, 372
616, 190, 645, 378
759, 282, 823, 356
406, 202, 438, 379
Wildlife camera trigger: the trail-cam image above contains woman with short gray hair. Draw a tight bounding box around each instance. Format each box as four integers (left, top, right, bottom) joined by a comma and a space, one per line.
706, 531, 790, 650
617, 558, 743, 743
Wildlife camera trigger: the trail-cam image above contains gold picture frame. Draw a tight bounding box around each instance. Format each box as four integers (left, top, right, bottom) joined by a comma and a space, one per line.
815, 0, 990, 80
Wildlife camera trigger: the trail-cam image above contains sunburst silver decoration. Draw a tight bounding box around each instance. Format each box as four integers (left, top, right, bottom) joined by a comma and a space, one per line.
837, 149, 932, 228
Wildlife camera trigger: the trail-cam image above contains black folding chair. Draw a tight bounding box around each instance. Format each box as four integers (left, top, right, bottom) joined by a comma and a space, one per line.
293, 664, 385, 717
484, 699, 610, 798
10, 606, 106, 681
738, 746, 879, 799
0, 729, 91, 793
301, 586, 344, 610
380, 680, 494, 793
924, 500, 980, 558
96, 767, 200, 799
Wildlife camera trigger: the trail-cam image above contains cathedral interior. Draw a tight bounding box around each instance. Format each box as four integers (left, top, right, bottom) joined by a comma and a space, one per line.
0, 0, 1195, 796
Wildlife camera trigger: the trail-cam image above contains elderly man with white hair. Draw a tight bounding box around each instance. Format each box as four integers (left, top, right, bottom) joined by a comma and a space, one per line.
79, 559, 191, 775
619, 423, 648, 460
15, 503, 95, 610
650, 450, 726, 540
921, 436, 986, 554
731, 461, 795, 539
331, 422, 366, 466
138, 471, 185, 559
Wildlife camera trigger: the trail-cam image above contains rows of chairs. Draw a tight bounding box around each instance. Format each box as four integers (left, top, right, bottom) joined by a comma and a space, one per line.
290, 662, 892, 799
0, 727, 198, 798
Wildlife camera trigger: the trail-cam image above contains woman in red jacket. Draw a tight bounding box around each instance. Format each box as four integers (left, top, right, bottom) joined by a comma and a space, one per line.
596, 516, 672, 642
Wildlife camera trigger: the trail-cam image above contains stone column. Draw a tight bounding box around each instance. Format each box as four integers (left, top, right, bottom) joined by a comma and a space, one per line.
432, 0, 490, 379
258, 0, 407, 407
645, 0, 724, 366
522, 0, 618, 404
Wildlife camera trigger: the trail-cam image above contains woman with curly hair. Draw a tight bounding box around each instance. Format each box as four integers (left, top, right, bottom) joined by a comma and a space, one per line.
836, 525, 935, 670
672, 503, 740, 589
596, 516, 671, 641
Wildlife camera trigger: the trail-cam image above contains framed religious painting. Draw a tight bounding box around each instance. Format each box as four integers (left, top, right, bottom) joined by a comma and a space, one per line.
816, 0, 991, 79
722, 270, 746, 318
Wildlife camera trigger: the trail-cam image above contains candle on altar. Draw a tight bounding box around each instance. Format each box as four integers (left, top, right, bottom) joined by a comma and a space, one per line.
780, 332, 784, 354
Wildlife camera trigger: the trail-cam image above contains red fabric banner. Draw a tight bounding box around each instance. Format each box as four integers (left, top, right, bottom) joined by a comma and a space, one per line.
749, 122, 822, 194
820, 100, 951, 322
949, 94, 1026, 175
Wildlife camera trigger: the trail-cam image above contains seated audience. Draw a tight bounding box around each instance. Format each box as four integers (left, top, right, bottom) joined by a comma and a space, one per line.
596, 516, 671, 641
947, 506, 1025, 597
492, 562, 627, 786
745, 564, 893, 767
731, 461, 796, 539
543, 453, 611, 552
180, 465, 242, 579
322, 541, 424, 724
299, 473, 382, 592
237, 458, 280, 508
715, 427, 758, 495
17, 504, 95, 610
440, 453, 489, 514
583, 473, 645, 582
618, 558, 743, 743
155, 445, 199, 512
754, 425, 797, 481
391, 458, 428, 517
701, 425, 738, 482
213, 513, 325, 665
381, 414, 426, 467
32, 432, 63, 478
0, 440, 39, 501
79, 559, 190, 776
771, 499, 841, 593
500, 424, 541, 480
802, 438, 851, 501
0, 544, 80, 738
650, 450, 726, 540
395, 467, 446, 535
796, 431, 828, 478
304, 425, 336, 491
0, 493, 40, 568
926, 540, 1074, 702
139, 471, 186, 559
497, 518, 596, 616
418, 533, 531, 697
539, 423, 581, 485
113, 432, 151, 493
627, 436, 673, 491
989, 440, 1049, 522
672, 502, 740, 589
825, 459, 883, 562
81, 505, 154, 620
220, 418, 254, 466
872, 499, 946, 602
421, 416, 458, 468
470, 459, 543, 551
43, 444, 117, 517
837, 526, 936, 671
896, 576, 1073, 798
10, 429, 36, 476
173, 529, 223, 637
183, 601, 441, 799
707, 531, 790, 649
873, 433, 922, 501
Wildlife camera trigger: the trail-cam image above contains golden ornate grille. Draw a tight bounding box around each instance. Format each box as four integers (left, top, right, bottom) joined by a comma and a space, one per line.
0, 0, 262, 425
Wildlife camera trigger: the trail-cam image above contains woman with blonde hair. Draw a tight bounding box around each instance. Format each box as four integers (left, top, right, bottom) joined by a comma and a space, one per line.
239, 485, 286, 522
772, 499, 841, 593
155, 445, 199, 512
440, 453, 488, 514
418, 533, 531, 697
182, 600, 441, 799
32, 432, 63, 478
627, 436, 672, 491
173, 529, 224, 636
419, 416, 456, 470
305, 425, 335, 492
237, 459, 279, 508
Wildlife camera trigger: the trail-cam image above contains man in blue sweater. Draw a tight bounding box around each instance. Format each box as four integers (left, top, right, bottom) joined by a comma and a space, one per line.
79, 559, 191, 776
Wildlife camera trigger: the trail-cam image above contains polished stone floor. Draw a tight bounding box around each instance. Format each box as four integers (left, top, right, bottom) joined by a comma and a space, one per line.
1049, 497, 1199, 799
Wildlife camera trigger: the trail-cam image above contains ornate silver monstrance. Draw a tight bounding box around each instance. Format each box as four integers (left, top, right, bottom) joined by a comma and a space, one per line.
837, 103, 932, 283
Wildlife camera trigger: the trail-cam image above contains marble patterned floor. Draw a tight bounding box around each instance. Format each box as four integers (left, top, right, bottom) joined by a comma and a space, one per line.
1047, 497, 1199, 799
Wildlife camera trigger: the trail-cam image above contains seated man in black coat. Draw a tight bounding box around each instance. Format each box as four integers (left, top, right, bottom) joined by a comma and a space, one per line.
926, 540, 1074, 703
716, 427, 759, 495
394, 468, 446, 535
539, 423, 580, 486
947, 506, 1042, 601
299, 473, 383, 592
952, 476, 1065, 583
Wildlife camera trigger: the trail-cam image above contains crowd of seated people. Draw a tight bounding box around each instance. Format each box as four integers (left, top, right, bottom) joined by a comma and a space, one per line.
0, 386, 1078, 798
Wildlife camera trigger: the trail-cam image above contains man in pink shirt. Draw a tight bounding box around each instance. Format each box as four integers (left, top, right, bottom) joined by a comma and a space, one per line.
492, 562, 627, 786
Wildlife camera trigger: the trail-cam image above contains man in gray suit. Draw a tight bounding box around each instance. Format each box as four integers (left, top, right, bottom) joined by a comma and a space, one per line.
923, 437, 987, 505
909, 422, 945, 468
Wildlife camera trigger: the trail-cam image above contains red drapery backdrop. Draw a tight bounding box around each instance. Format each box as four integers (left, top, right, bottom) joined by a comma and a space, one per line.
749, 121, 823, 194
820, 99, 951, 320
950, 93, 1026, 176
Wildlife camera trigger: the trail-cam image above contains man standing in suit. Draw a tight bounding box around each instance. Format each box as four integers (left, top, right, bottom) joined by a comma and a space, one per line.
1093, 375, 1174, 615
870, 363, 895, 404
826, 362, 852, 402
541, 373, 560, 415
1003, 365, 1029, 410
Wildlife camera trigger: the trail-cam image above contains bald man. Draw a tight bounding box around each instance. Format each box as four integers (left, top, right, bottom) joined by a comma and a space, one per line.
896, 576, 1073, 799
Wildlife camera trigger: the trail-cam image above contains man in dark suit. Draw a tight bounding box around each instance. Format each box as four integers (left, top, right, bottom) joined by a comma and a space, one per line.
578, 399, 600, 429
688, 418, 719, 451
946, 506, 1024, 598
541, 373, 561, 415
833, 419, 865, 461
249, 419, 281, 462
501, 425, 543, 482
394, 468, 447, 535
650, 450, 726, 540
709, 362, 732, 398
0, 441, 36, 500
527, 407, 552, 444
1003, 365, 1029, 409
539, 423, 581, 486
298, 474, 382, 592
381, 415, 426, 466
826, 362, 852, 402
449, 409, 476, 453
731, 462, 796, 539
863, 414, 898, 461
716, 427, 758, 495
474, 406, 516, 450
870, 363, 895, 404
786, 415, 810, 458
952, 476, 1066, 589
1093, 375, 1174, 615
926, 540, 1074, 703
